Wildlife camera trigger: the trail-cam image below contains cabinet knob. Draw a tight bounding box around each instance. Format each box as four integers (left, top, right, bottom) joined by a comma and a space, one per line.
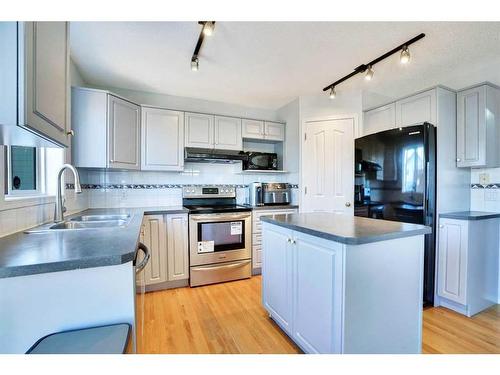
287, 238, 292, 243
456, 158, 461, 162
345, 202, 351, 207
66, 130, 75, 136
439, 224, 444, 228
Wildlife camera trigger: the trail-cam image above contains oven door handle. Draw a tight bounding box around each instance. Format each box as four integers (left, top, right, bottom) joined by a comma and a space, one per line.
193, 260, 251, 271
189, 213, 251, 221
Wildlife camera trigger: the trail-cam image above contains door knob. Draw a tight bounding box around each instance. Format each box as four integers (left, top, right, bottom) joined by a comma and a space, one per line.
345, 202, 351, 207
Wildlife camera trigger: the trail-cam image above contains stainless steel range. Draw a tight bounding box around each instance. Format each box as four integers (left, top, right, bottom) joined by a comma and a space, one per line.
183, 186, 252, 287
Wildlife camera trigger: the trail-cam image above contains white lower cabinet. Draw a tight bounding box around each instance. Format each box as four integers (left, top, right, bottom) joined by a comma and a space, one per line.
293, 233, 343, 353
139, 213, 189, 289
251, 208, 298, 272
437, 217, 499, 316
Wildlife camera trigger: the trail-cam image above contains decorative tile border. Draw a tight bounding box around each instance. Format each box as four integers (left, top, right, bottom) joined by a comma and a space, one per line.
66, 183, 300, 190
471, 184, 500, 189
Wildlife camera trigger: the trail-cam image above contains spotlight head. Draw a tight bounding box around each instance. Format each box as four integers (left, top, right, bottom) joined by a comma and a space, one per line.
191, 58, 199, 71
400, 45, 411, 64
329, 87, 336, 99
203, 21, 215, 36
365, 65, 374, 81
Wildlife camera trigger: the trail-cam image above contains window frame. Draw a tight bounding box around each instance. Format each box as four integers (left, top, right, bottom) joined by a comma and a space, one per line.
5, 146, 44, 197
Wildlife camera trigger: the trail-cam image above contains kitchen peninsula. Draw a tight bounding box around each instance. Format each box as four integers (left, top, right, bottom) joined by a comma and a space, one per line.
261, 212, 431, 354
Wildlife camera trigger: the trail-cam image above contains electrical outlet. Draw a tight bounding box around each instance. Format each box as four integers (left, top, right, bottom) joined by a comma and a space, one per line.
479, 173, 490, 185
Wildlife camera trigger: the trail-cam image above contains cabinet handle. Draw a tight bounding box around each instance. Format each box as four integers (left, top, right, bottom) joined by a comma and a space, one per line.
66, 130, 75, 136
345, 202, 351, 207
287, 238, 292, 243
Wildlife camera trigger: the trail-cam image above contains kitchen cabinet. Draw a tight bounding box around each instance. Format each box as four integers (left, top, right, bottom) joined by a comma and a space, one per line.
214, 116, 242, 150
185, 113, 242, 150
72, 87, 141, 170
166, 214, 189, 281
251, 208, 298, 272
262, 220, 424, 353
363, 103, 396, 136
139, 213, 189, 289
0, 21, 71, 147
264, 121, 285, 141
184, 112, 214, 148
396, 89, 437, 127
141, 107, 184, 171
140, 215, 168, 285
437, 217, 499, 316
262, 224, 294, 335
242, 119, 265, 140
456, 84, 500, 168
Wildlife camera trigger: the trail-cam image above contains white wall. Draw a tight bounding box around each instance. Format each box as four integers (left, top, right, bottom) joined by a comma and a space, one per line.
277, 98, 300, 184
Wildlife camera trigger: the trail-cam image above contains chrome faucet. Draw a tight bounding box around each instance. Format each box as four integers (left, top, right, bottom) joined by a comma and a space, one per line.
54, 164, 82, 222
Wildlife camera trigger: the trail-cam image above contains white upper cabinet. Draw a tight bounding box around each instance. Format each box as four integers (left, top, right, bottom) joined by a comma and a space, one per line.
141, 107, 184, 171
396, 89, 437, 127
363, 103, 396, 136
0, 22, 70, 147
72, 87, 141, 170
184, 112, 214, 148
264, 121, 285, 141
108, 95, 141, 170
456, 84, 500, 168
242, 119, 265, 140
214, 116, 242, 150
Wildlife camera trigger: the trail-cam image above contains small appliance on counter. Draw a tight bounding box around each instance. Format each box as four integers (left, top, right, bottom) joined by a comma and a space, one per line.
248, 182, 291, 206
242, 152, 278, 170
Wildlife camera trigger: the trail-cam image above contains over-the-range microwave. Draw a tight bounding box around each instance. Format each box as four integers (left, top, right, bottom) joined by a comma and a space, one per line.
242, 152, 278, 170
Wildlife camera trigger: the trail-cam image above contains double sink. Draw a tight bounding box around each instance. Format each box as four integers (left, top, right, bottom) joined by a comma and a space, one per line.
26, 214, 131, 233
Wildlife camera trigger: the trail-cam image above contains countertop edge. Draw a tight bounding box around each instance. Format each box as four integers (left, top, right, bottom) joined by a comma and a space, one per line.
439, 211, 500, 221
260, 216, 431, 245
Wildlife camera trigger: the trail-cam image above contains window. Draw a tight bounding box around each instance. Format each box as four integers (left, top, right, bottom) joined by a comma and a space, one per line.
4, 146, 64, 197
402, 145, 424, 193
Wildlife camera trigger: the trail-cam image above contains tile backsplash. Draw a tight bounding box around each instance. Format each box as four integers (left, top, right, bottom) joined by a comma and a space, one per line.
470, 167, 500, 212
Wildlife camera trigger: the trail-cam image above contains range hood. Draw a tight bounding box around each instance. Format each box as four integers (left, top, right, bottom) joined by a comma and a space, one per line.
184, 147, 248, 163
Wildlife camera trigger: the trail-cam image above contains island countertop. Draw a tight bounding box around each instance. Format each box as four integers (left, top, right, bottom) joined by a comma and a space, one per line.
260, 212, 431, 245
0, 206, 188, 279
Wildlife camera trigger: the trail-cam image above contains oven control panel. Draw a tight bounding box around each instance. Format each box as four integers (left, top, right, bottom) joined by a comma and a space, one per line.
183, 185, 236, 198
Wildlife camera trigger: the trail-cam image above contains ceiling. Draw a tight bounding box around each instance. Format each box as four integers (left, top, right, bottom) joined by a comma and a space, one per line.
70, 22, 500, 110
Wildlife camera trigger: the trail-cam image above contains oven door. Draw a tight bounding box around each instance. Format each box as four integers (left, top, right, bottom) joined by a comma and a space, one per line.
189, 212, 252, 266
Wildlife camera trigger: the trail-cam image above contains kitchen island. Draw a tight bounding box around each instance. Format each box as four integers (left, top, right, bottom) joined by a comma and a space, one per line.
0, 206, 187, 354
261, 212, 431, 354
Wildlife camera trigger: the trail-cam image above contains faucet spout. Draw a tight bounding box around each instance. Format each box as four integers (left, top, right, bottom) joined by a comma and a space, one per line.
54, 164, 82, 222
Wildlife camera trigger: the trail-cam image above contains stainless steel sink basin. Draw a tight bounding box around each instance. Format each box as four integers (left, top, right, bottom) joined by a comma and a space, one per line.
70, 214, 130, 222
25, 214, 132, 233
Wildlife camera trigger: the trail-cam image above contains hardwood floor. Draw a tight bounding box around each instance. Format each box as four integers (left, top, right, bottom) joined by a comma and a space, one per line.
138, 276, 500, 354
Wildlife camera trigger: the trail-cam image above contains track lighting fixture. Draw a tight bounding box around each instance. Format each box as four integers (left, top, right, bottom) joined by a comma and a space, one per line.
323, 33, 425, 97
190, 21, 216, 72
400, 45, 411, 64
191, 58, 199, 71
364, 65, 374, 81
329, 87, 336, 99
203, 21, 215, 36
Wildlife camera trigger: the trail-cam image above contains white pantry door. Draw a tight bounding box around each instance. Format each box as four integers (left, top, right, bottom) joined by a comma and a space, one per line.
302, 117, 354, 213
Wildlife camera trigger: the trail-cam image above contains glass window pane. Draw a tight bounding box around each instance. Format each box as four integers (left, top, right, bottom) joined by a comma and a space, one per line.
11, 146, 36, 191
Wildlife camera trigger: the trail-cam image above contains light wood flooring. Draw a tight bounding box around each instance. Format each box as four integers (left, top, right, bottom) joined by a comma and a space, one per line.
137, 276, 500, 354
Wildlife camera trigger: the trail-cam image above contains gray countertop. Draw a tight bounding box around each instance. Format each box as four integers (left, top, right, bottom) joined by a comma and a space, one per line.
261, 212, 431, 245
0, 206, 188, 279
439, 211, 500, 220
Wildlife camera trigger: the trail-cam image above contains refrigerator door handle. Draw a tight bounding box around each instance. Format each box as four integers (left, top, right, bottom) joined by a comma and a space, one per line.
425, 161, 430, 216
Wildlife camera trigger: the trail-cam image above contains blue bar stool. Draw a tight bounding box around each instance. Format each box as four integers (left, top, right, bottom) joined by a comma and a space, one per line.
26, 323, 131, 354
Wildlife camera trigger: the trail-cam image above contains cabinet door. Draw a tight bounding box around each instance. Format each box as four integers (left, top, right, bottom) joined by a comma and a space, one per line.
22, 22, 70, 147
396, 89, 437, 127
242, 119, 265, 140
264, 121, 285, 141
166, 214, 189, 281
185, 112, 214, 148
142, 215, 168, 286
262, 223, 294, 335
293, 233, 344, 354
141, 107, 184, 171
214, 115, 242, 150
456, 86, 486, 167
108, 95, 141, 170
362, 103, 396, 136
437, 219, 468, 305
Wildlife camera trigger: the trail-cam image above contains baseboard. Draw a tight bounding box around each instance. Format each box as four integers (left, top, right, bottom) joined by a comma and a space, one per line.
144, 279, 189, 293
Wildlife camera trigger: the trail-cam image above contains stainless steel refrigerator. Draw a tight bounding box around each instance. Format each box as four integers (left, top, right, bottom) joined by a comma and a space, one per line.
354, 123, 436, 306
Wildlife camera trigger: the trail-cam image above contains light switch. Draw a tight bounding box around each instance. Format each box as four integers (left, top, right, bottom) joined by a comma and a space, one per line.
479, 173, 490, 185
